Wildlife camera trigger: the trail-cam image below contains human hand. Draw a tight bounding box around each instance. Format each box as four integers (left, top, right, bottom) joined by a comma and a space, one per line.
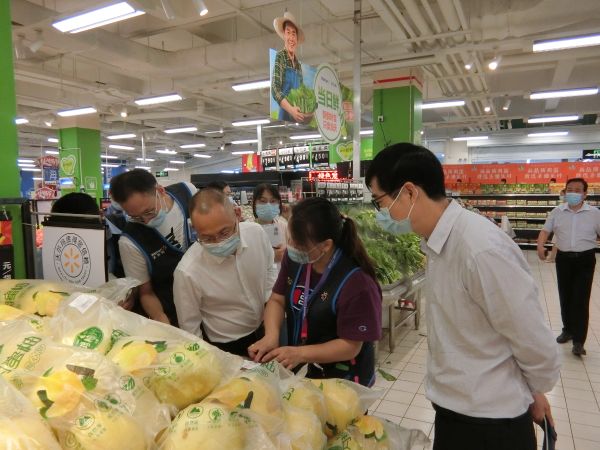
537, 246, 547, 261
273, 246, 285, 263
289, 106, 305, 123
248, 334, 280, 362
263, 346, 306, 370
530, 392, 554, 427
118, 293, 136, 311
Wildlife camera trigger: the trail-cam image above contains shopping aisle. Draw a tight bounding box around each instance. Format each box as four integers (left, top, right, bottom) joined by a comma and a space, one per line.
371, 250, 600, 450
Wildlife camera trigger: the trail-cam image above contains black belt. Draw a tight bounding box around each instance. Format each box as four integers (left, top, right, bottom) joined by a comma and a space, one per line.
557, 249, 595, 258
433, 403, 531, 425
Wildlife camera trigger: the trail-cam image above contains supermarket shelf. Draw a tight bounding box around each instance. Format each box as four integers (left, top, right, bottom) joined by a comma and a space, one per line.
474, 205, 556, 209
494, 216, 547, 220
513, 227, 543, 231
453, 193, 600, 197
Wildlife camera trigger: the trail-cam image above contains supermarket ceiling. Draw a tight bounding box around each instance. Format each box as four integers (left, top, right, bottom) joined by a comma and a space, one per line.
10, 0, 600, 167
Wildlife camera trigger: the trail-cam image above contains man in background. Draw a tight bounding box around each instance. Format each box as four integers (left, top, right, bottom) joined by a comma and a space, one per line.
538, 178, 600, 356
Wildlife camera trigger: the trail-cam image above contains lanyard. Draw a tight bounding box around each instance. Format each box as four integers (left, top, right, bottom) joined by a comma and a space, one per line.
300, 248, 342, 342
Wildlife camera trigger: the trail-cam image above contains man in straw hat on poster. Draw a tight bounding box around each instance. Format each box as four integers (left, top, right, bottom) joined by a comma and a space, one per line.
271, 11, 308, 123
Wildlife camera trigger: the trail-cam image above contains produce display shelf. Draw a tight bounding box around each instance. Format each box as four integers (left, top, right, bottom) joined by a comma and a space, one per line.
380, 271, 425, 353
513, 227, 543, 231
494, 216, 547, 221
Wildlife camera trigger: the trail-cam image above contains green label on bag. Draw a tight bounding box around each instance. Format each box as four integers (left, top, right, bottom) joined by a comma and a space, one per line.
73, 327, 104, 349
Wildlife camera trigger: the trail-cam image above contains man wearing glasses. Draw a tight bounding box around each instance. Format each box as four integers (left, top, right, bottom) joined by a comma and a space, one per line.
366, 143, 560, 450
110, 169, 197, 326
173, 188, 278, 356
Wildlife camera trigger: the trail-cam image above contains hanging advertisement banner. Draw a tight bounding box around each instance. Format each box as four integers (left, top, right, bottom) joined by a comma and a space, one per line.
241, 154, 260, 173
36, 155, 60, 200
313, 64, 343, 142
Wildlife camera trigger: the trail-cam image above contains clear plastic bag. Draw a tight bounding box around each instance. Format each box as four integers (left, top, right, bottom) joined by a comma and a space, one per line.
0, 278, 139, 317
310, 378, 382, 438
107, 334, 238, 413
0, 320, 171, 450
0, 376, 61, 450
281, 377, 328, 428
327, 415, 430, 450
282, 404, 327, 450
205, 362, 286, 438
159, 400, 277, 450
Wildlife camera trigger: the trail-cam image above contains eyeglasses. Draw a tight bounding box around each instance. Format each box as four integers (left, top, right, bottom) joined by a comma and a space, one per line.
197, 223, 237, 245
127, 191, 160, 223
371, 190, 399, 211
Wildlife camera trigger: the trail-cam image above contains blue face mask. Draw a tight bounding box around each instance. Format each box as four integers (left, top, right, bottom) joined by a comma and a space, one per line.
565, 192, 583, 206
375, 186, 417, 235
143, 193, 168, 229
287, 244, 324, 264
203, 233, 241, 257
256, 203, 280, 222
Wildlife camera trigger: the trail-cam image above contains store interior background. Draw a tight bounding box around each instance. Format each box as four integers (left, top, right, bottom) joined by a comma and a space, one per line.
8, 0, 600, 191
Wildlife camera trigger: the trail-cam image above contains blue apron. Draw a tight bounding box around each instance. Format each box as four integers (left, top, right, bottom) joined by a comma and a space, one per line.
279, 65, 302, 122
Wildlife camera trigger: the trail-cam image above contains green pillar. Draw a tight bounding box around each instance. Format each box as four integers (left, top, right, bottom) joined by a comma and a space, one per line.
58, 127, 102, 200
0, 0, 25, 277
372, 74, 423, 154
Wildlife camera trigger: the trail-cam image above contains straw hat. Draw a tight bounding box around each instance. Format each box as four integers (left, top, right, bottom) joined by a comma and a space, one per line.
273, 12, 305, 44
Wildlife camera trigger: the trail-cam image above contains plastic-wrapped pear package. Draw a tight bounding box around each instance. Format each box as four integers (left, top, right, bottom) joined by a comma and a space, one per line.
159, 400, 276, 450
327, 415, 430, 450
0, 376, 61, 450
282, 404, 327, 450
0, 278, 139, 317
49, 292, 242, 413
0, 320, 171, 450
282, 377, 327, 427
310, 378, 381, 438
205, 361, 286, 437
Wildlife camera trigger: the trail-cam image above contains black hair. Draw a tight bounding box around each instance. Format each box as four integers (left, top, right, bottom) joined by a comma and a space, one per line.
550, 178, 557, 183
49, 193, 100, 225
566, 177, 588, 192
252, 183, 282, 218
110, 169, 157, 204
289, 197, 377, 281
205, 181, 229, 192
52, 193, 100, 215
365, 143, 446, 200
500, 178, 507, 183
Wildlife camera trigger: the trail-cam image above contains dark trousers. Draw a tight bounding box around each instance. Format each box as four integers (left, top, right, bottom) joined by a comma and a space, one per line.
556, 249, 596, 345
203, 324, 264, 358
433, 404, 536, 450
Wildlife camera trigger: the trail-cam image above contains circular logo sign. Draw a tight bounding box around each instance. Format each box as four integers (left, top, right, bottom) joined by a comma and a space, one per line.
314, 64, 343, 143
53, 233, 91, 284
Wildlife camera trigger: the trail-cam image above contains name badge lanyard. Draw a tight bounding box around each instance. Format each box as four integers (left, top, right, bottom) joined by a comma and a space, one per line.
300, 248, 342, 343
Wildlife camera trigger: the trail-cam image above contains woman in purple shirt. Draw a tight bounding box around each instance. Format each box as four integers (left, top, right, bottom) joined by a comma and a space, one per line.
249, 197, 382, 386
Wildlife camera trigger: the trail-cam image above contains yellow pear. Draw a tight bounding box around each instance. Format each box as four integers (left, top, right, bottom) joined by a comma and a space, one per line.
282, 378, 327, 426
284, 405, 327, 450
0, 304, 25, 320
161, 401, 246, 450
311, 379, 362, 438
61, 408, 147, 450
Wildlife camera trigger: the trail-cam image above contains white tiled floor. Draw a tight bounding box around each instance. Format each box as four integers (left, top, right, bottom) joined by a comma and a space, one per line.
371, 250, 600, 450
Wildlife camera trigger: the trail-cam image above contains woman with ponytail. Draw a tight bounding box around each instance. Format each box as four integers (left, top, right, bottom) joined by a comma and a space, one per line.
249, 197, 382, 386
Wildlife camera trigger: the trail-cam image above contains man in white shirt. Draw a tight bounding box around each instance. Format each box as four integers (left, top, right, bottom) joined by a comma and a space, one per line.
366, 143, 560, 450
173, 188, 277, 356
110, 169, 197, 326
537, 178, 600, 356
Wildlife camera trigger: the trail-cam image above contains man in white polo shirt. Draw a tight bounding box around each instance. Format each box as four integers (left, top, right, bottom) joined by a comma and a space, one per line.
537, 177, 600, 356
173, 188, 277, 356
